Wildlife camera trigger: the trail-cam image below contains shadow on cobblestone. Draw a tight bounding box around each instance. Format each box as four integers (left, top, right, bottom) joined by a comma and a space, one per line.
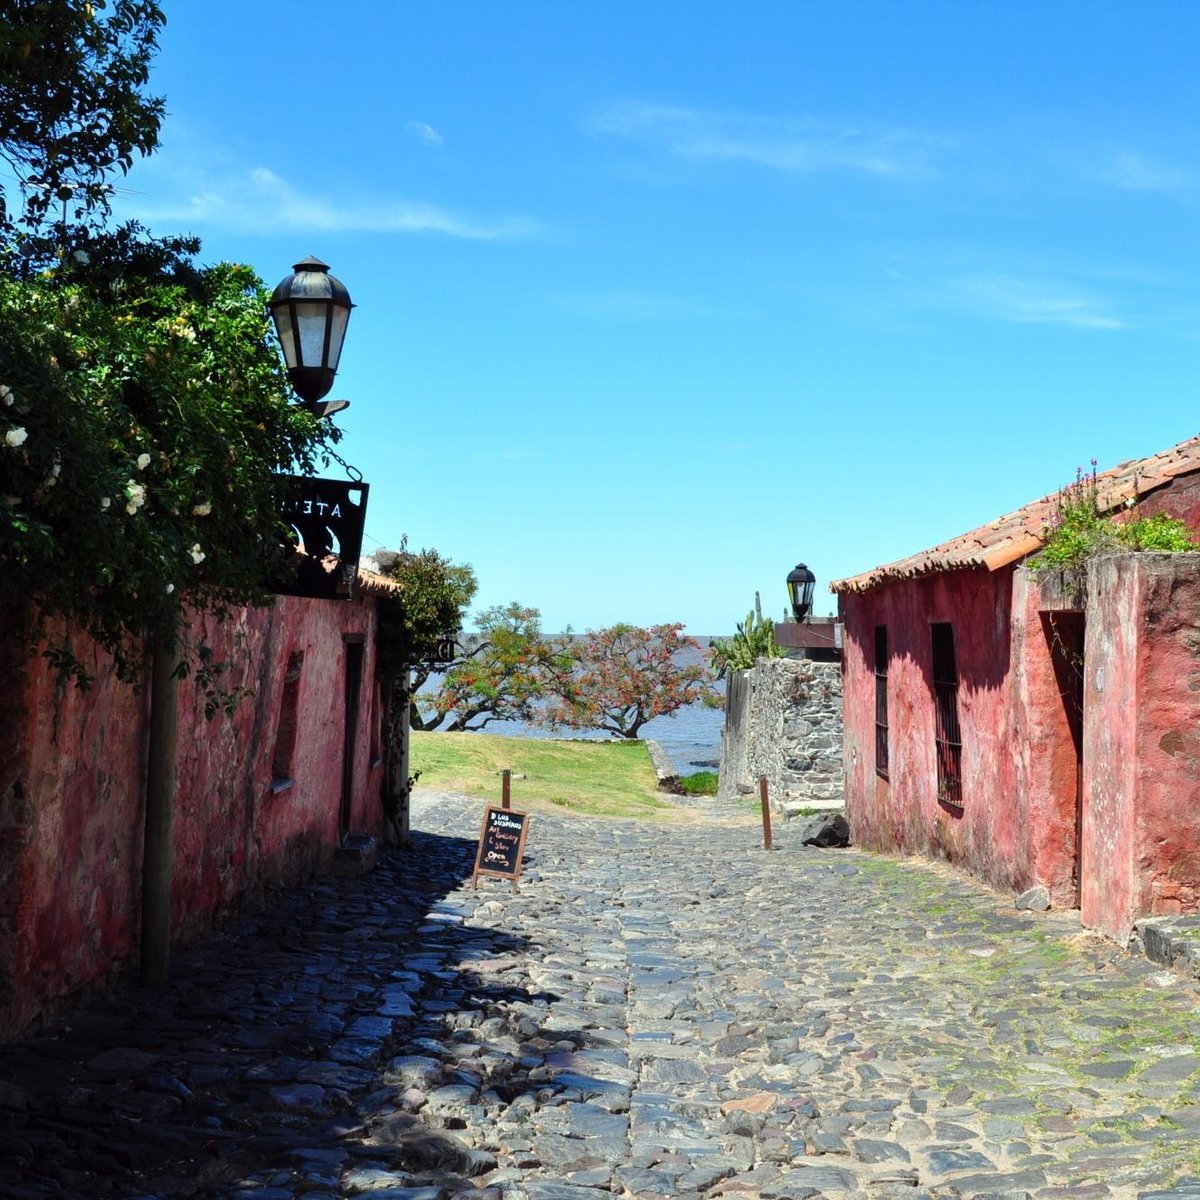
0, 823, 549, 1199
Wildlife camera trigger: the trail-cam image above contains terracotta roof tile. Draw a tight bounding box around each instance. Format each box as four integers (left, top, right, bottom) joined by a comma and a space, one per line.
831, 433, 1200, 594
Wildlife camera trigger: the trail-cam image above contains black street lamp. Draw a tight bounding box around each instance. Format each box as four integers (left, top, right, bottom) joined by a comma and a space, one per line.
787, 562, 816, 623
269, 256, 354, 418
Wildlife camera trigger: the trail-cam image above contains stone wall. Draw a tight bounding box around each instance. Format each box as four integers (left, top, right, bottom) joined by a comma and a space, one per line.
718, 657, 844, 814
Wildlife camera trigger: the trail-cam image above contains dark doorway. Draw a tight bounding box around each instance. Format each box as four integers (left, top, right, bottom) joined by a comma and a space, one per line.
1041, 611, 1085, 903
341, 638, 365, 839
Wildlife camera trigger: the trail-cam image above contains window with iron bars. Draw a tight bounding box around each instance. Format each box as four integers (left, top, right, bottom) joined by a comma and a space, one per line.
931, 622, 963, 807
874, 625, 889, 779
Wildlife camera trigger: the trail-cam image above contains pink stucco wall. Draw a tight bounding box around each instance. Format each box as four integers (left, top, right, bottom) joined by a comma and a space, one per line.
840, 567, 1034, 896
841, 548, 1200, 943
841, 561, 1102, 910
1085, 554, 1200, 939
0, 594, 385, 1038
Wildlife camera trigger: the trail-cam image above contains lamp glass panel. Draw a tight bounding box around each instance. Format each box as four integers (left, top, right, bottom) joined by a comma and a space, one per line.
325, 306, 350, 374
272, 306, 298, 368
294, 301, 331, 369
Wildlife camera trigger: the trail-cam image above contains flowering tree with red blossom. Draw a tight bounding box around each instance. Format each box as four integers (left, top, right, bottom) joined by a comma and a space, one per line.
414, 603, 572, 732
542, 623, 721, 740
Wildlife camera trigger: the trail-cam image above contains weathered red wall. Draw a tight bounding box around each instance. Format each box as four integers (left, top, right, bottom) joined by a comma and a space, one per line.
1084, 554, 1200, 939
1008, 572, 1087, 908
1080, 557, 1140, 938
842, 547, 1200, 943
840, 567, 1032, 895
0, 594, 384, 1037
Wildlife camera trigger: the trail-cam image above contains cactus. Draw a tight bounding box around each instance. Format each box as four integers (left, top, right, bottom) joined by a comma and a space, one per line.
709, 591, 784, 676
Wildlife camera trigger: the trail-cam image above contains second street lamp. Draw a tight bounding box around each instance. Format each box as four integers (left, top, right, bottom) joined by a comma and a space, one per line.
787, 562, 816, 623
269, 256, 354, 418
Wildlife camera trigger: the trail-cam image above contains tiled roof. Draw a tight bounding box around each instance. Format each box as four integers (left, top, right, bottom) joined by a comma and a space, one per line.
831, 434, 1200, 595
355, 556, 403, 596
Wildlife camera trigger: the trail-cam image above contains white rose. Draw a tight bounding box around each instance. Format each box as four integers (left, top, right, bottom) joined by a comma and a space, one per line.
189, 543, 205, 564
191, 502, 212, 517
165, 583, 175, 595
136, 452, 151, 470
0, 385, 13, 407
125, 480, 146, 514
100, 496, 111, 511
5, 427, 28, 448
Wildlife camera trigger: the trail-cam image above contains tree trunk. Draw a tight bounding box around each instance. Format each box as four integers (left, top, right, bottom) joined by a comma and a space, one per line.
382, 668, 413, 846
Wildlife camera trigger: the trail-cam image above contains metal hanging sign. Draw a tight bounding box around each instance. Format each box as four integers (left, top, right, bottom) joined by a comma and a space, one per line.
272, 473, 370, 601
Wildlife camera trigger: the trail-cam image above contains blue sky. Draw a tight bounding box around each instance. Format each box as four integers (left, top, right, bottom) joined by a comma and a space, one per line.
115, 1, 1200, 633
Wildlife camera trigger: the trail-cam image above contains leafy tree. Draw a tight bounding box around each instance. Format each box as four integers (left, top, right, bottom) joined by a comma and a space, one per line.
370, 546, 477, 832
709, 591, 783, 675
0, 0, 165, 237
0, 234, 337, 683
542, 623, 721, 740
415, 603, 571, 732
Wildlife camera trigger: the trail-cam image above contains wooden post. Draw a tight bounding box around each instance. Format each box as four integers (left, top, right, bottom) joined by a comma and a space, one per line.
502, 768, 511, 810
759, 774, 773, 852
142, 623, 180, 988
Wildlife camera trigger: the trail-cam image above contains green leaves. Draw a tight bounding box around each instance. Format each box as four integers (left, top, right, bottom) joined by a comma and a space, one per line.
415, 602, 569, 732
0, 247, 337, 682
541, 623, 720, 739
0, 0, 165, 237
1031, 462, 1198, 575
373, 545, 478, 686
709, 590, 783, 675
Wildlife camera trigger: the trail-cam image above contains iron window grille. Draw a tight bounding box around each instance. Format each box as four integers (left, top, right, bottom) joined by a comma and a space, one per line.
931, 622, 963, 808
874, 625, 889, 779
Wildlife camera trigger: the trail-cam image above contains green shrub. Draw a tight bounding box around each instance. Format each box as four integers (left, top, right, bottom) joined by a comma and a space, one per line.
1031, 462, 1198, 574
678, 770, 718, 796
710, 591, 783, 674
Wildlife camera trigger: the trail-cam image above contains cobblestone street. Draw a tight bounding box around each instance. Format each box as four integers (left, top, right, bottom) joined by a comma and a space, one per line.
2, 792, 1200, 1200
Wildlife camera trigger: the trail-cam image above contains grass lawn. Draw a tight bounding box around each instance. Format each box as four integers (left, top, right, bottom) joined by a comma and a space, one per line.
410, 731, 677, 820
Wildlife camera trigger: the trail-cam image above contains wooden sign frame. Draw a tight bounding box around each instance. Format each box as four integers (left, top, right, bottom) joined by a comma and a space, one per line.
471, 805, 531, 893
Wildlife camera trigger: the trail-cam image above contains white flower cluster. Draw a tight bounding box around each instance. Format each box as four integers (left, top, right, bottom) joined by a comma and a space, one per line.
189, 543, 205, 564
125, 480, 146, 515
3, 387, 25, 447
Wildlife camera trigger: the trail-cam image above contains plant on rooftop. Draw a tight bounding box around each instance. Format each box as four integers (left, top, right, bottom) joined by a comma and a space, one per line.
1029, 461, 1198, 575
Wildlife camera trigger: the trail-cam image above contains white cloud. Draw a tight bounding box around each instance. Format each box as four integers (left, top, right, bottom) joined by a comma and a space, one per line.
958, 274, 1127, 330
119, 161, 538, 240
405, 120, 445, 146
592, 101, 945, 181
1090, 150, 1194, 195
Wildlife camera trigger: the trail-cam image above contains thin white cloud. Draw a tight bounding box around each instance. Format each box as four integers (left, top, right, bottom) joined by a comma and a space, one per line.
119, 163, 538, 241
958, 274, 1127, 330
592, 101, 945, 181
405, 120, 444, 147
1090, 150, 1194, 195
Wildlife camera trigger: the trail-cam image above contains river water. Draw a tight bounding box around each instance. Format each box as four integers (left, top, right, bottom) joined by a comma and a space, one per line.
418, 639, 726, 776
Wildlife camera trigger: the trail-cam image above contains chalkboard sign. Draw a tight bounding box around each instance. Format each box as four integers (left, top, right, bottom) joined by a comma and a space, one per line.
471, 806, 531, 892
